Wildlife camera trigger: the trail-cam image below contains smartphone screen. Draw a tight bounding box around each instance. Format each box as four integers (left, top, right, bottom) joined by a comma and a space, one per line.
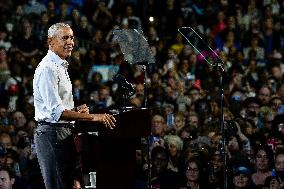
277, 105, 284, 115
166, 114, 174, 128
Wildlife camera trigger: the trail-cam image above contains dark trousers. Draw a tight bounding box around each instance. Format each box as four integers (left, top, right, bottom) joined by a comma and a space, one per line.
34, 124, 77, 189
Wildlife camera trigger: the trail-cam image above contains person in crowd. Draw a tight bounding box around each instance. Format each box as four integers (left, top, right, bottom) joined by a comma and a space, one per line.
0, 107, 8, 128
269, 96, 284, 115
4, 63, 23, 112
242, 97, 262, 127
91, 1, 113, 32
263, 175, 282, 189
257, 85, 273, 106
270, 148, 284, 187
179, 157, 209, 189
0, 29, 11, 52
188, 86, 202, 105
151, 114, 167, 138
10, 111, 26, 130
277, 84, 284, 101
164, 134, 183, 172
93, 85, 115, 109
208, 150, 224, 189
243, 35, 265, 62
173, 112, 186, 134
11, 21, 39, 59
33, 22, 116, 189
176, 83, 191, 113
22, 0, 47, 16
271, 65, 283, 86
0, 48, 10, 87
187, 112, 199, 129
0, 168, 15, 189
251, 145, 274, 187
231, 164, 253, 189
150, 146, 179, 189
0, 133, 13, 151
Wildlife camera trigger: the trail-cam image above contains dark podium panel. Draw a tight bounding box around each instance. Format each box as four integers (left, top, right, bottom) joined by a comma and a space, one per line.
75, 108, 151, 189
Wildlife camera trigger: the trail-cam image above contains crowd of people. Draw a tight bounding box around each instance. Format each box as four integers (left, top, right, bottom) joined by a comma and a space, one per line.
0, 0, 283, 188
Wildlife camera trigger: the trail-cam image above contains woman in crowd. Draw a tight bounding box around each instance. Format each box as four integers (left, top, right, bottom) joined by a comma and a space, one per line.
179, 157, 209, 189
251, 145, 274, 187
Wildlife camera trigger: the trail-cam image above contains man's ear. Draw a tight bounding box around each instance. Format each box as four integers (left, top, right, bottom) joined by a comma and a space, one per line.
47, 38, 53, 47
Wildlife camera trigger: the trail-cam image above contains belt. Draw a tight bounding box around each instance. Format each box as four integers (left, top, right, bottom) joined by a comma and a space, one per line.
37, 121, 75, 128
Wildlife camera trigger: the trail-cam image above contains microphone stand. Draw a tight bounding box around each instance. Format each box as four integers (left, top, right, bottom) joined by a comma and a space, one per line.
138, 62, 151, 189
116, 85, 129, 112
178, 27, 228, 189
122, 91, 127, 112
141, 64, 148, 108
218, 66, 228, 189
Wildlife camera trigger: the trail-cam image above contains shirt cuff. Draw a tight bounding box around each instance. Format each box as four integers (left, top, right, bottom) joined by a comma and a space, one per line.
52, 105, 65, 122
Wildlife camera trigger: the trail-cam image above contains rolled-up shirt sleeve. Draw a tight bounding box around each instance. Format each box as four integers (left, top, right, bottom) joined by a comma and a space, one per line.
37, 67, 65, 122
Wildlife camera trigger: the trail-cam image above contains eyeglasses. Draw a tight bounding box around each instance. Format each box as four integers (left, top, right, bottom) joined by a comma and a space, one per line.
186, 167, 199, 173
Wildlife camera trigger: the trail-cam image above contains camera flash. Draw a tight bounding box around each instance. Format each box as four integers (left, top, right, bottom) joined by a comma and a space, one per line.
149, 16, 154, 22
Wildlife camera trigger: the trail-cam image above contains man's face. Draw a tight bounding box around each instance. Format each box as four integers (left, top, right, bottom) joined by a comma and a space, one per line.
152, 153, 168, 174
275, 154, 284, 172
12, 111, 26, 128
0, 136, 12, 150
188, 115, 198, 128
233, 174, 249, 188
48, 27, 74, 59
211, 154, 222, 172
0, 108, 7, 119
135, 84, 144, 95
99, 88, 109, 101
246, 103, 260, 117
151, 115, 165, 136
228, 136, 239, 152
189, 89, 200, 102
0, 170, 14, 189
258, 87, 271, 104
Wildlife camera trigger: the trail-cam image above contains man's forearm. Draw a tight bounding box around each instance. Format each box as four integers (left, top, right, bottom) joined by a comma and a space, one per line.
60, 109, 93, 121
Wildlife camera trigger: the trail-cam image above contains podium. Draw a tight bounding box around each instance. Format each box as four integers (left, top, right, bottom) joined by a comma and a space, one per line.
75, 108, 151, 189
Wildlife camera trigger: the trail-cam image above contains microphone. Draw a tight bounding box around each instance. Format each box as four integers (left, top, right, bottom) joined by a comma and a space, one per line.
113, 74, 136, 96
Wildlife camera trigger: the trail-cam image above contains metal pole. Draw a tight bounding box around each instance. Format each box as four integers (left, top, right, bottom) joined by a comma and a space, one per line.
219, 68, 228, 189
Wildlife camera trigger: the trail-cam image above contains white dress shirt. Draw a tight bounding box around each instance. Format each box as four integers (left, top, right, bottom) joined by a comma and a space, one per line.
33, 50, 74, 123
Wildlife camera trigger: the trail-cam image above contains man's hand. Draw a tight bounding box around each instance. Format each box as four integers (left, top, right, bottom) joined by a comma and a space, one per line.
76, 104, 89, 114
92, 113, 116, 129
73, 180, 81, 189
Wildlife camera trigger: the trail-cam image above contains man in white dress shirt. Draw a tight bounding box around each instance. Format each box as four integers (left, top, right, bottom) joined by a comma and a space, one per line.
33, 23, 116, 189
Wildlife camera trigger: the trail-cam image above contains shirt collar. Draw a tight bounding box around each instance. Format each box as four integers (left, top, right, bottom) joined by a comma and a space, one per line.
48, 50, 69, 68
62, 60, 69, 68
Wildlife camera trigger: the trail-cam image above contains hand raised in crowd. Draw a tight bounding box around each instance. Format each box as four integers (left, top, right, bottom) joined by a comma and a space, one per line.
92, 113, 116, 129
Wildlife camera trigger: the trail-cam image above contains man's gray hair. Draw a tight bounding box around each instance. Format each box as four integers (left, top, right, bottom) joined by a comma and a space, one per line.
47, 23, 71, 38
